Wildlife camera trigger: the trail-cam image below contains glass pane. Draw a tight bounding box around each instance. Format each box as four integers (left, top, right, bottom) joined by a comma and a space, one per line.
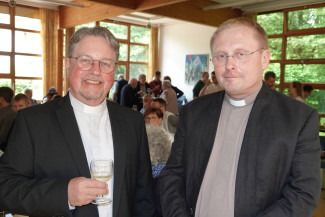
15, 79, 43, 100
257, 12, 283, 35
75, 22, 96, 31
130, 64, 148, 79
286, 34, 325, 59
268, 38, 282, 60
130, 25, 150, 44
320, 117, 325, 127
16, 55, 43, 77
15, 31, 41, 54
288, 7, 325, 30
15, 7, 40, 31
0, 79, 11, 87
119, 43, 128, 61
285, 64, 325, 83
0, 28, 11, 52
115, 65, 126, 79
100, 22, 128, 40
130, 45, 149, 62
305, 89, 325, 114
283, 88, 289, 96
264, 63, 280, 84
0, 55, 10, 74
0, 5, 10, 24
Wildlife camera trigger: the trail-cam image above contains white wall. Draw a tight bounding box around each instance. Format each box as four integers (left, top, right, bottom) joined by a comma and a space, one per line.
158, 22, 217, 102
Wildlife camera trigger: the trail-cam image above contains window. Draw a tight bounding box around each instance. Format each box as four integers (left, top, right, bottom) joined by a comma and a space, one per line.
0, 3, 43, 100
75, 21, 150, 80
258, 4, 325, 122
99, 21, 150, 80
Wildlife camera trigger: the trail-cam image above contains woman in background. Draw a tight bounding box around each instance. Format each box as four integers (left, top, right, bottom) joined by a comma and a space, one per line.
289, 81, 305, 103
144, 107, 172, 216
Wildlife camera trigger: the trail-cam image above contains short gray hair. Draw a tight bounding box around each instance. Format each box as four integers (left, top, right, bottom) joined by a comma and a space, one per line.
162, 80, 171, 88
23, 87, 32, 94
146, 125, 171, 165
67, 26, 120, 62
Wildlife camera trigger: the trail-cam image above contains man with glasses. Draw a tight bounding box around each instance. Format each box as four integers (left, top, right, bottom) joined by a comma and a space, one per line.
159, 17, 320, 217
0, 27, 156, 217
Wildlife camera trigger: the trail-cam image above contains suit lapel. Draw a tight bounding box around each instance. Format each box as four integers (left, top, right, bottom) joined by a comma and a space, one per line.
235, 84, 272, 217
56, 94, 99, 216
107, 101, 126, 217
56, 95, 90, 177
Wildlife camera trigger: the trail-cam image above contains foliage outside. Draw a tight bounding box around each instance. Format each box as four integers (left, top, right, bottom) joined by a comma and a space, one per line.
258, 7, 325, 114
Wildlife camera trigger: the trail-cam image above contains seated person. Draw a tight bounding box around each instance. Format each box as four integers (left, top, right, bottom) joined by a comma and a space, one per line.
23, 87, 39, 106
151, 98, 178, 136
144, 107, 164, 126
144, 107, 172, 217
199, 71, 223, 97
303, 84, 314, 99
0, 87, 16, 153
12, 93, 30, 113
160, 80, 178, 115
140, 94, 153, 114
289, 81, 305, 103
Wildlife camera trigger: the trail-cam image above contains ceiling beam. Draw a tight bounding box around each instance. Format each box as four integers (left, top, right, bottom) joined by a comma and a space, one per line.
144, 0, 242, 27
135, 0, 187, 10
203, 0, 275, 11
84, 0, 136, 9
59, 0, 134, 29
59, 0, 187, 29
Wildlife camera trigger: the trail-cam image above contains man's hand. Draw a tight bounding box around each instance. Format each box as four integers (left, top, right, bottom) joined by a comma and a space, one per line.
68, 177, 108, 206
152, 85, 160, 91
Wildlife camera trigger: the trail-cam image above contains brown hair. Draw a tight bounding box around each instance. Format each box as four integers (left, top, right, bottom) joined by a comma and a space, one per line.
292, 81, 304, 98
13, 93, 30, 105
144, 107, 164, 119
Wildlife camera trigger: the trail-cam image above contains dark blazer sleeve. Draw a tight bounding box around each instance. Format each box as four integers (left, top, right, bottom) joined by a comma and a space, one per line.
132, 113, 157, 217
159, 106, 191, 217
255, 108, 321, 217
0, 110, 72, 217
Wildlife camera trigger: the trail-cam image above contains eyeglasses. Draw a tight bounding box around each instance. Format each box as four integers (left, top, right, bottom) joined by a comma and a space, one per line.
145, 116, 158, 121
211, 48, 265, 66
69, 55, 117, 74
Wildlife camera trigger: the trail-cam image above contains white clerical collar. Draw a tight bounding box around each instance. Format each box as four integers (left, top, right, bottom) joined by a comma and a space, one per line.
69, 92, 107, 114
229, 98, 246, 107
225, 83, 263, 107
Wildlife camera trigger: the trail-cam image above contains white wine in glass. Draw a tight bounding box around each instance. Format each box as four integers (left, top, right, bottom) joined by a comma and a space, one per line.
90, 159, 113, 205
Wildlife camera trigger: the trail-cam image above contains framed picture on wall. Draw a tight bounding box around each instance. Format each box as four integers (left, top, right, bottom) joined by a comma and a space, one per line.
185, 54, 209, 84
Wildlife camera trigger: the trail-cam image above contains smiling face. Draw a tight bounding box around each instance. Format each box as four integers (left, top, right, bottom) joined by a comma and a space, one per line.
65, 35, 117, 106
212, 26, 270, 99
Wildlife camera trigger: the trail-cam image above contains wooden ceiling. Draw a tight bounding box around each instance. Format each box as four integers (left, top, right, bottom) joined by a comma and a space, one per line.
59, 0, 242, 29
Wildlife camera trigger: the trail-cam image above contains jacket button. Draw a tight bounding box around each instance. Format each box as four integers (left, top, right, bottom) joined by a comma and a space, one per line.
189, 207, 193, 215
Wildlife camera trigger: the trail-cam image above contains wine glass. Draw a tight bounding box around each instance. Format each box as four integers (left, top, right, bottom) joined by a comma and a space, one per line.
90, 159, 113, 205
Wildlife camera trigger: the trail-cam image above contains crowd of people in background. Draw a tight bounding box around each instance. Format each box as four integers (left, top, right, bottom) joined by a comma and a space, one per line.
192, 69, 315, 105
0, 18, 321, 217
0, 86, 62, 155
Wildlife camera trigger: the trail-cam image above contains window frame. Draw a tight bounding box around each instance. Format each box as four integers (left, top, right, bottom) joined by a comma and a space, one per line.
258, 3, 325, 119
0, 2, 42, 94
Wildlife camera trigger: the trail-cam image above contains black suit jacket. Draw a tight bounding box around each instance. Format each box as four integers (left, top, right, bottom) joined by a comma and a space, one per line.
159, 83, 321, 217
120, 85, 140, 109
0, 94, 156, 217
